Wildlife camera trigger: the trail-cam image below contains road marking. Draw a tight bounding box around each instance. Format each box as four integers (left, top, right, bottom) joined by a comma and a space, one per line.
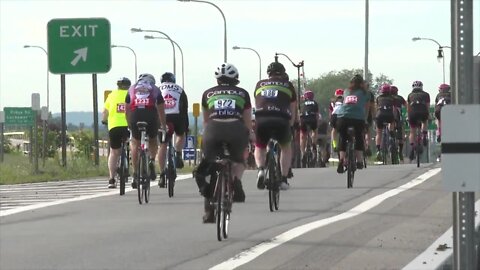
0, 174, 191, 217
210, 168, 441, 270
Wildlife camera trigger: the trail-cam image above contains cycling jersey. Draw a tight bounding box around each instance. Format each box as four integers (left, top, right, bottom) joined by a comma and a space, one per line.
392, 94, 407, 109
301, 99, 319, 117
331, 100, 343, 115
435, 92, 451, 109
407, 89, 430, 114
104, 89, 128, 130
126, 80, 163, 111
336, 88, 369, 121
254, 76, 296, 119
160, 82, 186, 115
201, 84, 251, 120
376, 94, 394, 113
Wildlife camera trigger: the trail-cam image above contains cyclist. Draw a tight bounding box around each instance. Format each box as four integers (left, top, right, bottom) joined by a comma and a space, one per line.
329, 89, 344, 152
335, 75, 369, 173
195, 63, 252, 223
364, 81, 376, 156
374, 84, 396, 161
157, 72, 189, 188
299, 90, 319, 167
391, 85, 407, 162
407, 80, 430, 161
434, 83, 451, 143
102, 77, 131, 188
125, 73, 167, 188
255, 62, 297, 190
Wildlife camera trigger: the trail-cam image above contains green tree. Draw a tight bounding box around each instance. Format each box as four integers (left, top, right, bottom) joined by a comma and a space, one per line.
371, 73, 394, 94
71, 130, 94, 158
2, 136, 12, 154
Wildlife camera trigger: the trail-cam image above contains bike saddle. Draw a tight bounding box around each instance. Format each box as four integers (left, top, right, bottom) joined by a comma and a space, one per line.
136, 121, 148, 130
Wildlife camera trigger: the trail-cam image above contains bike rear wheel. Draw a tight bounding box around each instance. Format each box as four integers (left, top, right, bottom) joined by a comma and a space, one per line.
119, 148, 126, 196
216, 172, 225, 241
347, 142, 355, 188
137, 152, 146, 204
268, 154, 275, 212
167, 163, 175, 198
416, 131, 421, 168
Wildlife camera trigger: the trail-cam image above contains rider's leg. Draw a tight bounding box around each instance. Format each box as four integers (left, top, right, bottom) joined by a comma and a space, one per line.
232, 162, 246, 202
311, 129, 318, 150
254, 145, 267, 169
108, 148, 121, 179
354, 122, 365, 168
130, 138, 139, 175
174, 132, 185, 168
158, 142, 167, 172
375, 127, 382, 153
280, 142, 292, 178
300, 127, 307, 157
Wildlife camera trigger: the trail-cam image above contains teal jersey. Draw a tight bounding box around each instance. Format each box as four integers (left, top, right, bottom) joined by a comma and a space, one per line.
336, 88, 368, 121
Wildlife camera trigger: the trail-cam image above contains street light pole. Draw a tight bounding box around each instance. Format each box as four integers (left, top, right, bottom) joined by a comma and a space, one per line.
178, 0, 227, 62
23, 45, 49, 112
232, 46, 262, 80
145, 35, 185, 89
364, 0, 369, 82
131, 28, 177, 76
111, 45, 138, 80
412, 37, 451, 83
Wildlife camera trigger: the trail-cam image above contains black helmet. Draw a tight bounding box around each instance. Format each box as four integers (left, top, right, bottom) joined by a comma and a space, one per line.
161, 72, 176, 83
267, 62, 286, 76
117, 77, 131, 88
350, 74, 364, 84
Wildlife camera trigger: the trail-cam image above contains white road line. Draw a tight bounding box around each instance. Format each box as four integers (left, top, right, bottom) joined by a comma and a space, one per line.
0, 174, 192, 217
209, 168, 441, 270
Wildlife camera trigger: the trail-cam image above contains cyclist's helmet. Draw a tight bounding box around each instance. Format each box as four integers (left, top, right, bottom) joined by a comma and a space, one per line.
379, 84, 391, 94
439, 83, 450, 93
334, 88, 344, 97
303, 90, 314, 100
412, 80, 423, 90
161, 72, 176, 83
138, 73, 156, 84
117, 77, 131, 88
350, 74, 364, 84
267, 62, 286, 76
215, 63, 239, 84
391, 85, 399, 95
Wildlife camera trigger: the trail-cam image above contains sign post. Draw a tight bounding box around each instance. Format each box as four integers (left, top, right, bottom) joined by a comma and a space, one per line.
192, 103, 200, 165
41, 106, 48, 167
32, 94, 40, 174
47, 17, 111, 167
0, 111, 4, 163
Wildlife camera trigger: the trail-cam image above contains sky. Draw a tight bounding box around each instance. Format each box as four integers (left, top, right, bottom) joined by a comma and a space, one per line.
0, 0, 479, 114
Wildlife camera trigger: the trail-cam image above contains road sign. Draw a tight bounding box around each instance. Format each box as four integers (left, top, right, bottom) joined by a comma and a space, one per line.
193, 103, 200, 117
441, 105, 480, 192
40, 107, 48, 121
47, 18, 111, 74
183, 149, 195, 160
184, 135, 196, 149
4, 107, 34, 126
31, 93, 40, 111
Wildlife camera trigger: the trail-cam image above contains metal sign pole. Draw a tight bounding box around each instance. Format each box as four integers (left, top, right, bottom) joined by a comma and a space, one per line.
451, 0, 476, 269
61, 74, 67, 167
0, 123, 4, 163
92, 74, 100, 166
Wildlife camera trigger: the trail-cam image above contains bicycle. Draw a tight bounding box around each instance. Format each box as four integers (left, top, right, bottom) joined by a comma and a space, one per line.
380, 123, 390, 165
266, 140, 281, 212
344, 127, 356, 189
135, 122, 151, 205
413, 122, 424, 168
117, 138, 130, 196
212, 143, 234, 241
159, 129, 176, 198
302, 127, 316, 168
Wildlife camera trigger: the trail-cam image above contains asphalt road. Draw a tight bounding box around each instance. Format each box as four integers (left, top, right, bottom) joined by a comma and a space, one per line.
0, 164, 454, 270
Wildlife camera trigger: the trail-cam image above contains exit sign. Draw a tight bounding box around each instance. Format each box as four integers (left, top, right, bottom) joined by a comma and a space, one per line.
47, 18, 111, 74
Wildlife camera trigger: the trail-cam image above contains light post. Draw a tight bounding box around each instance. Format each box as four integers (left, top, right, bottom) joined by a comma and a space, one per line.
131, 28, 176, 75
111, 45, 138, 80
178, 0, 227, 62
145, 35, 185, 89
412, 37, 451, 83
275, 52, 303, 111
232, 46, 262, 80
23, 45, 49, 112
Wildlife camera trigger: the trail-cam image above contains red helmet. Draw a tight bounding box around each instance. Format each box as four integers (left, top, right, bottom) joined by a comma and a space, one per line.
334, 88, 344, 97
379, 84, 391, 94
303, 90, 314, 100
439, 83, 450, 93
390, 85, 398, 94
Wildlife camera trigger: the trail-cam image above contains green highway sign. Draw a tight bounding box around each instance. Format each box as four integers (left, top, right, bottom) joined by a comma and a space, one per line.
47, 18, 111, 74
4, 107, 34, 126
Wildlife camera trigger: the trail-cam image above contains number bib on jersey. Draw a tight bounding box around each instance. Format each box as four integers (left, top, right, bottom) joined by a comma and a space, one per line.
344, 95, 358, 105
261, 89, 278, 98
135, 98, 151, 106
116, 103, 126, 113
215, 99, 235, 110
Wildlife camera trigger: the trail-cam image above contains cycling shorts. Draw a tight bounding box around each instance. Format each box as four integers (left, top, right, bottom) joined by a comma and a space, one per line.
160, 114, 187, 144
128, 108, 159, 140
255, 116, 292, 148
336, 117, 365, 152
330, 114, 338, 128
375, 112, 394, 129
203, 119, 249, 163
300, 116, 317, 133
108, 127, 129, 149
408, 111, 429, 128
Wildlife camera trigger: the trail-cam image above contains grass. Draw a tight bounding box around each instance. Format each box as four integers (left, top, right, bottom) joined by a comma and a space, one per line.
0, 153, 195, 185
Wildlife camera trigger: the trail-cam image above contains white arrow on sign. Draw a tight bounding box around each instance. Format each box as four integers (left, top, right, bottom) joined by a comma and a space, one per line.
70, 47, 88, 66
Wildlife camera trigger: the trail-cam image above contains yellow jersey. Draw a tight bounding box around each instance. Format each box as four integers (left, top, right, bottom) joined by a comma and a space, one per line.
104, 89, 128, 130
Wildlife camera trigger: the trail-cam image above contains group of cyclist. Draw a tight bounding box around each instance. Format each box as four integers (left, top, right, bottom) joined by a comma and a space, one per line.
103, 61, 452, 223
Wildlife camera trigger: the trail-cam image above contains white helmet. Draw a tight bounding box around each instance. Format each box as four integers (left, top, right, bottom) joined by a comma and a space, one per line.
138, 73, 156, 84
215, 63, 239, 80
412, 80, 423, 90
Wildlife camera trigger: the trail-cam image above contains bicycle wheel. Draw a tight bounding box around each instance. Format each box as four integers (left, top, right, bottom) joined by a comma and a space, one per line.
382, 129, 388, 165
222, 163, 232, 239
267, 153, 275, 212
167, 163, 175, 198
273, 145, 281, 210
391, 138, 398, 165
119, 148, 126, 196
416, 131, 421, 168
144, 171, 150, 204
347, 142, 354, 188
137, 152, 145, 205
216, 171, 225, 241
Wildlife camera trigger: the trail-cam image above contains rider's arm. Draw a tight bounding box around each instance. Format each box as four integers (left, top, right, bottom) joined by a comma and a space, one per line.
102, 95, 110, 123
125, 94, 131, 122
290, 101, 298, 127
180, 91, 189, 132
201, 94, 209, 127
243, 107, 252, 131
155, 94, 167, 129
406, 95, 412, 114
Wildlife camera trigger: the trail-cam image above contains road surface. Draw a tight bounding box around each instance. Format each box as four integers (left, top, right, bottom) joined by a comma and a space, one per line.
0, 164, 460, 270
